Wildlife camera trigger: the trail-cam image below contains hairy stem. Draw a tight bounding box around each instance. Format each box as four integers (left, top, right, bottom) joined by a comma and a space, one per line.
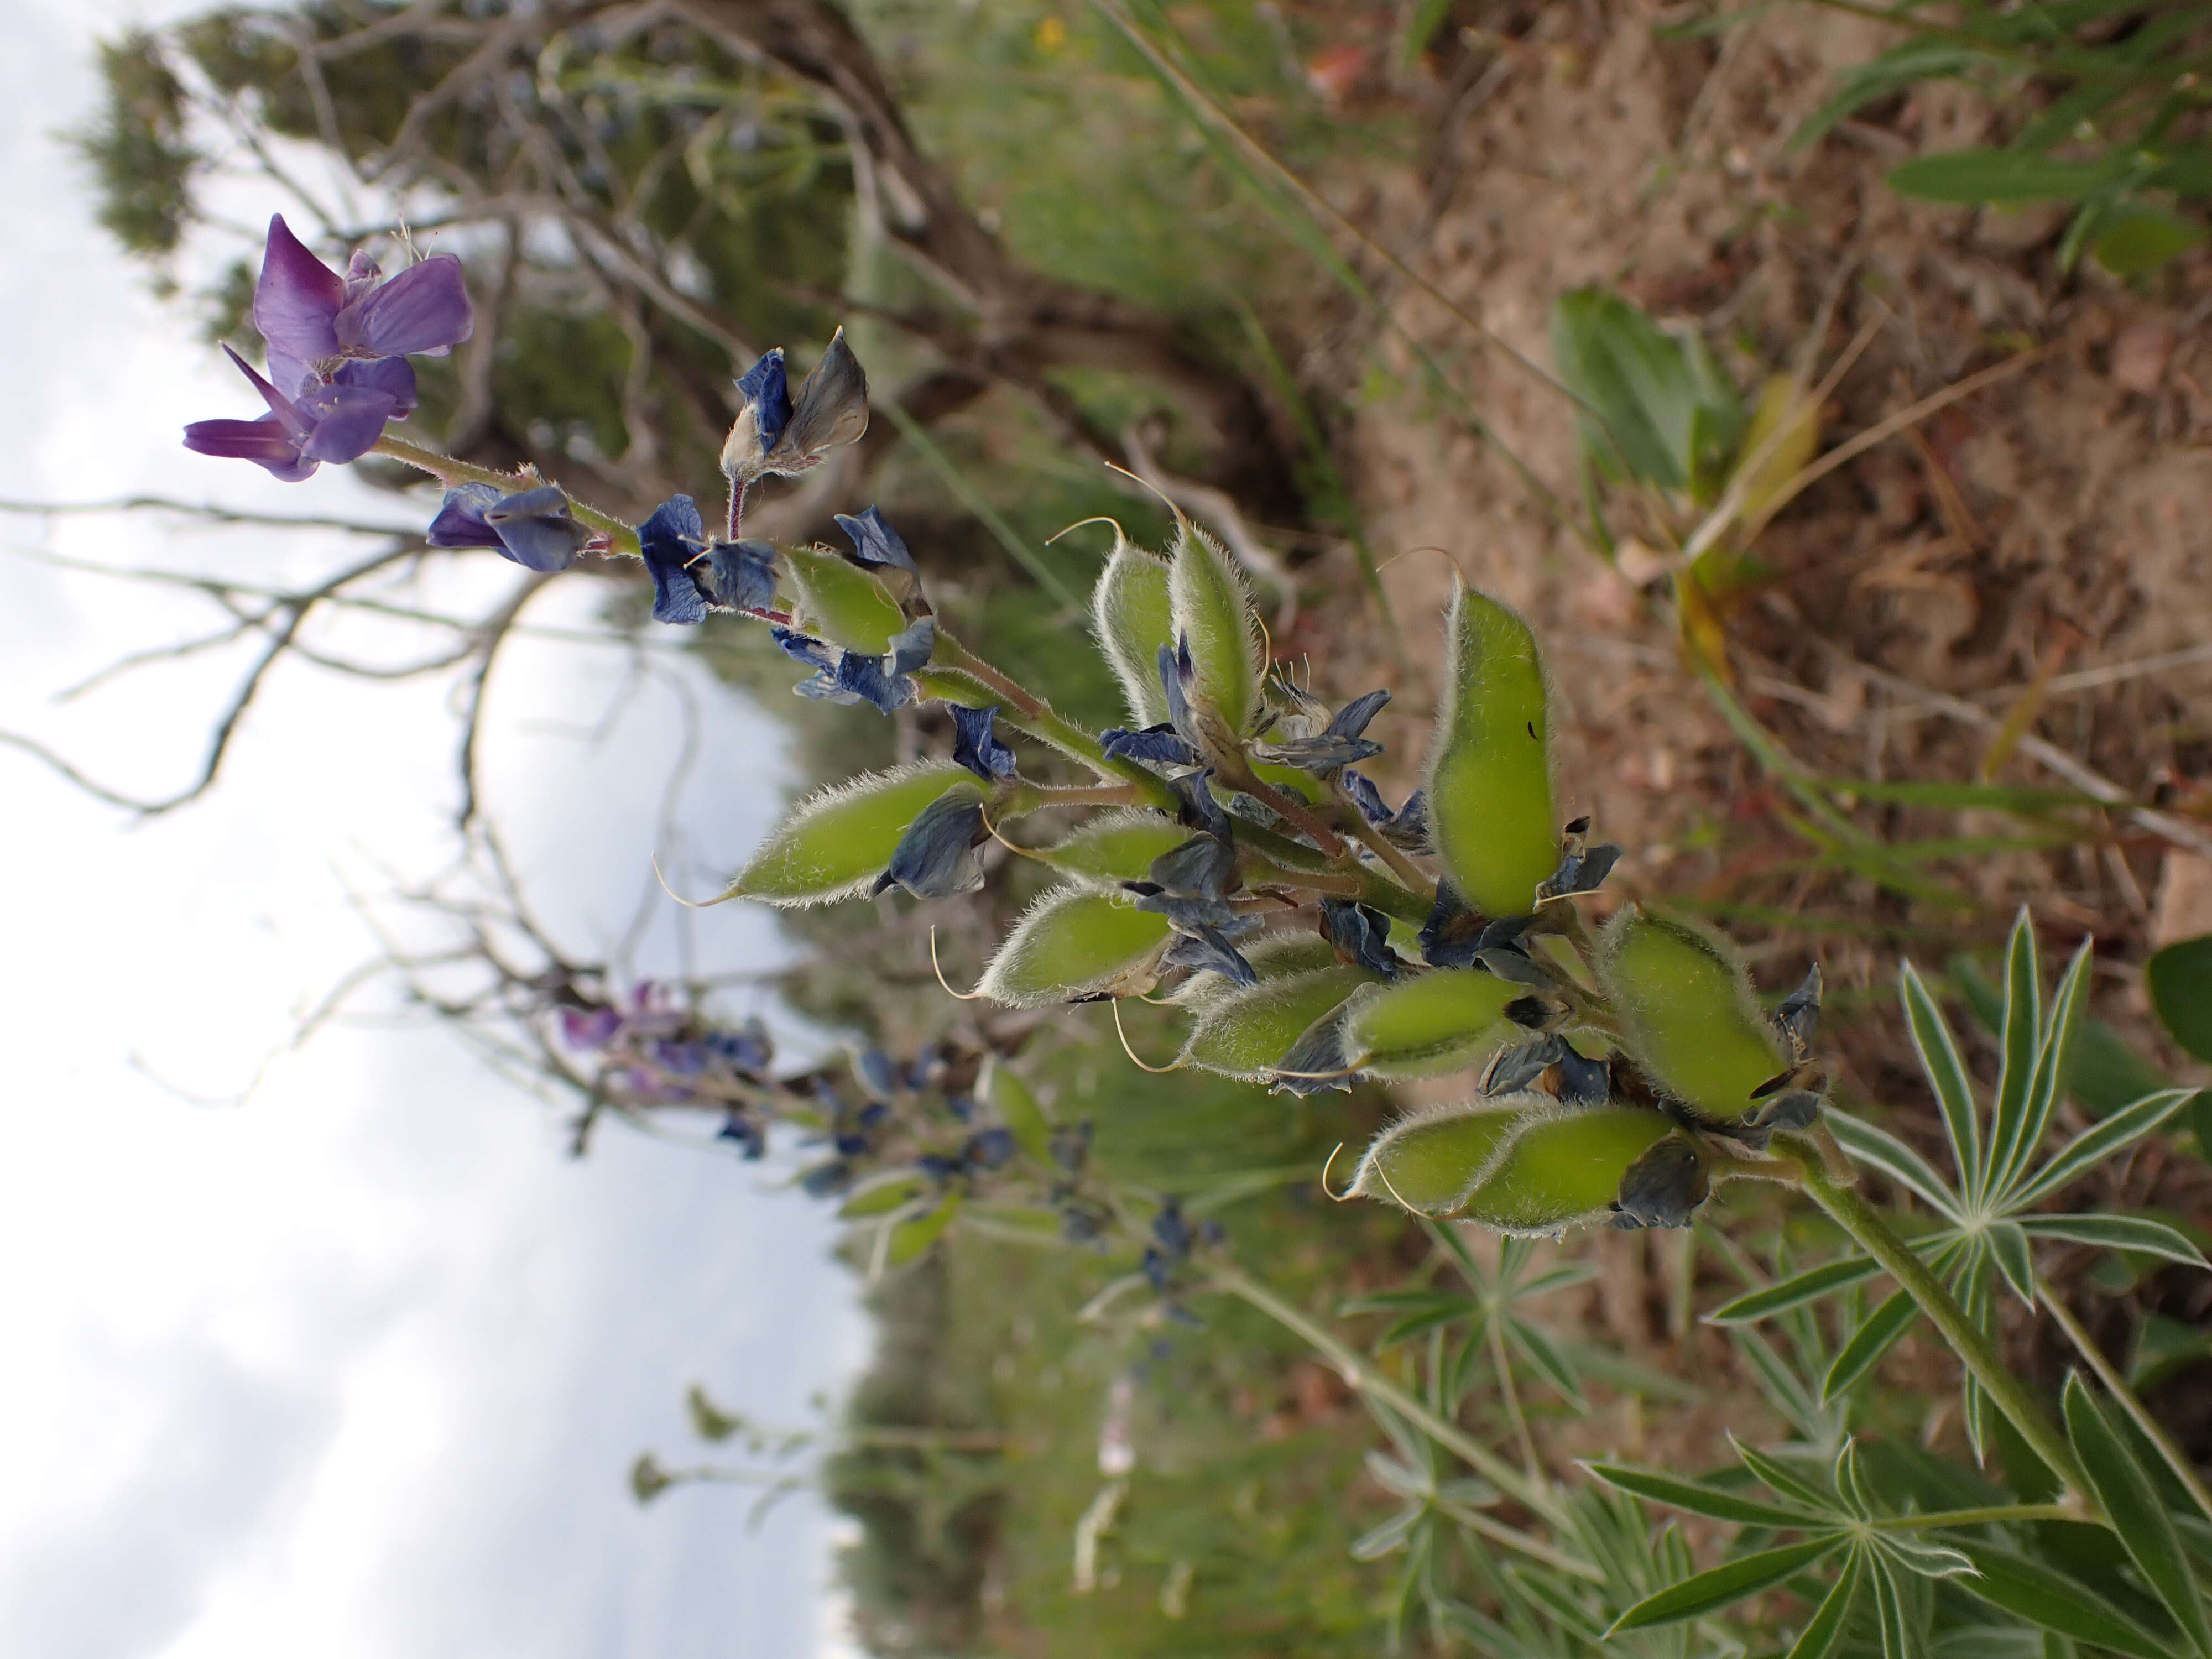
1872, 1503, 2077, 1532
1796, 1162, 2094, 1505
2039, 1284, 2212, 1526
370, 434, 640, 555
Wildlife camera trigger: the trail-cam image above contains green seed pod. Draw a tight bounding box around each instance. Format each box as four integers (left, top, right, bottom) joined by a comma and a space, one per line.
1350, 1100, 1531, 1214
1168, 518, 1263, 739
1180, 964, 1373, 1079
782, 544, 906, 654
726, 762, 977, 906
1031, 811, 1190, 887
1343, 969, 1521, 1081
976, 888, 1172, 1008
978, 1056, 1053, 1166
1598, 906, 1786, 1114
1168, 931, 1342, 1014
1425, 585, 1556, 918
1461, 1104, 1672, 1235
1091, 536, 1176, 727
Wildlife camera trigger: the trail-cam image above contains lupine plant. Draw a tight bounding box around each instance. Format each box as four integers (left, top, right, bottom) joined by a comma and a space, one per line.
187, 216, 2212, 1657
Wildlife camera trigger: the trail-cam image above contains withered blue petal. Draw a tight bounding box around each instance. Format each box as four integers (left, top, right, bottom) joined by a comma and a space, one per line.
1611, 1135, 1709, 1230
1418, 884, 1486, 969
964, 1128, 1015, 1170
1166, 769, 1234, 844
1326, 688, 1391, 739
1538, 841, 1625, 901
887, 616, 935, 678
770, 628, 836, 672
1155, 637, 1203, 752
765, 328, 870, 473
1554, 1045, 1611, 1104
1772, 964, 1823, 1057
856, 1047, 900, 1098
1147, 833, 1235, 900
1253, 732, 1384, 776
425, 482, 504, 549
483, 484, 591, 574
1476, 945, 1552, 987
1100, 724, 1196, 767
1321, 898, 1403, 979
870, 791, 985, 899
708, 540, 779, 613
1480, 1035, 1565, 1097
1271, 1004, 1357, 1096
950, 705, 1018, 781
1342, 769, 1392, 825
1161, 925, 1256, 987
733, 348, 792, 453
1749, 1089, 1824, 1133
1124, 885, 1243, 934
833, 505, 915, 573
640, 495, 711, 622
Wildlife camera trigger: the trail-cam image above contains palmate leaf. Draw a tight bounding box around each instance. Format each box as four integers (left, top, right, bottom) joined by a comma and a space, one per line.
1870, 1550, 1913, 1659
2064, 1376, 2212, 1657
1731, 1437, 1843, 1515
1989, 940, 2091, 1201
1991, 911, 2041, 1188
1503, 1313, 1587, 1409
1828, 1113, 1964, 1219
1988, 1218, 2036, 1306
1902, 958, 1983, 1201
1607, 1533, 1844, 1631
1822, 1288, 1919, 1402
1708, 1256, 1885, 1324
1582, 1462, 1823, 1528
2010, 1089, 2198, 1209
1786, 1546, 1865, 1659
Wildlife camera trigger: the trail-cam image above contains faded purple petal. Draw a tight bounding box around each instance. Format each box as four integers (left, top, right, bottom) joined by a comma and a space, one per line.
336, 252, 474, 359
182, 417, 315, 482
296, 384, 400, 463
483, 485, 589, 573
426, 482, 504, 549
333, 354, 418, 417
222, 345, 309, 439
253, 215, 344, 367
267, 351, 316, 401
559, 1006, 624, 1050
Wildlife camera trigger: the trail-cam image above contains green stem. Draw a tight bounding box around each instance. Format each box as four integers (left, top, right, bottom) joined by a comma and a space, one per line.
371, 434, 640, 555
1796, 1163, 2094, 1506
1872, 1503, 2076, 1532
2039, 1284, 2212, 1527
1206, 1261, 1579, 1538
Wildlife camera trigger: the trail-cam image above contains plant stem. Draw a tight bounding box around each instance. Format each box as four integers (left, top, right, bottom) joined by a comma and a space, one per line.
1206, 1261, 1580, 1540
1334, 778, 1436, 897
370, 434, 640, 555
1795, 1162, 2094, 1506
1872, 1503, 2076, 1532
2039, 1284, 2212, 1526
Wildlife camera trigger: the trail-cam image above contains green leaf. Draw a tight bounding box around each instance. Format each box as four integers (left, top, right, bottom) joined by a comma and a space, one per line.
1090, 536, 1175, 727
1823, 1288, 1919, 1402
781, 544, 905, 653
1608, 1535, 1844, 1631
1459, 1103, 1674, 1235
1709, 1256, 1885, 1324
725, 763, 978, 906
1599, 907, 1787, 1116
1992, 941, 2091, 1200
1342, 968, 1520, 1079
1425, 585, 1557, 918
1949, 1538, 2172, 1659
1181, 964, 1374, 1080
2010, 1089, 2197, 1209
2149, 935, 2212, 1063
1583, 1462, 1823, 1528
1785, 1547, 1865, 1659
2016, 1213, 2208, 1269
1987, 1219, 2036, 1305
1887, 148, 2112, 205
1902, 960, 1983, 1201
2063, 1374, 2212, 1657
1503, 1314, 1587, 1409
975, 888, 1171, 1008
1350, 1503, 1423, 1562
883, 1192, 962, 1269
1549, 287, 1743, 497
978, 1056, 1052, 1166
1732, 1438, 1843, 1515
1794, 40, 1992, 147
1870, 1550, 1912, 1659
1828, 1113, 1965, 1219
838, 1171, 931, 1219
2092, 203, 2207, 278
1029, 810, 1190, 887
1351, 1101, 1530, 1215
1167, 515, 1262, 738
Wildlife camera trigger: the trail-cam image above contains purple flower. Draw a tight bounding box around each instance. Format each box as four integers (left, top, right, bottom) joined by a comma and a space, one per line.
560, 1006, 624, 1050
639, 495, 711, 624
426, 482, 596, 572
182, 347, 413, 481
254, 214, 473, 393
950, 705, 1017, 781
719, 329, 870, 487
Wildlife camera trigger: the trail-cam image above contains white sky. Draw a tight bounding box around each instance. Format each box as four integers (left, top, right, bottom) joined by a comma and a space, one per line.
0, 4, 867, 1656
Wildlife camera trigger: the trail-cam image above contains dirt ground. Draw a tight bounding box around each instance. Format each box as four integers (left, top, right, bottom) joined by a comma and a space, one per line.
1276, 1, 2212, 1452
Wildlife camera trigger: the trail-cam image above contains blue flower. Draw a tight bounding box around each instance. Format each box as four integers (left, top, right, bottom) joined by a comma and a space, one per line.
640, 495, 712, 624
1156, 637, 1205, 754
834, 505, 916, 574
721, 329, 870, 487
951, 705, 1018, 781
1537, 817, 1624, 903
871, 789, 987, 899
1123, 883, 1245, 934
1418, 883, 1485, 968
426, 482, 597, 573
708, 540, 779, 613
703, 1021, 774, 1076
1271, 1003, 1355, 1096
1321, 898, 1403, 979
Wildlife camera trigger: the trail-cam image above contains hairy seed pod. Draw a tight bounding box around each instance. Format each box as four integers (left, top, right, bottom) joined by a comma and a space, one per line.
726, 761, 978, 906
976, 889, 1172, 1008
